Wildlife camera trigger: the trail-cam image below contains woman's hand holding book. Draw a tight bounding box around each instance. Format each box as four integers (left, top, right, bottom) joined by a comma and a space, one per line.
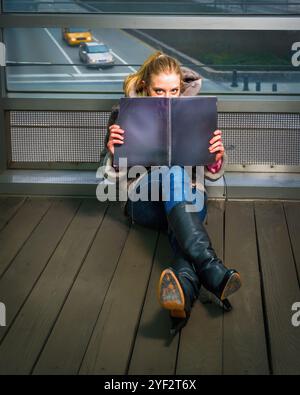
107, 124, 125, 155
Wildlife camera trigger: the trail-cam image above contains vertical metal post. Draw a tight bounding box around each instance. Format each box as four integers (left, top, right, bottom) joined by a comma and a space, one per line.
243, 75, 249, 91
231, 69, 238, 87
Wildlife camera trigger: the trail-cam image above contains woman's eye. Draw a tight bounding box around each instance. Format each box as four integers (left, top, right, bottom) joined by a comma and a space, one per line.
153, 89, 178, 95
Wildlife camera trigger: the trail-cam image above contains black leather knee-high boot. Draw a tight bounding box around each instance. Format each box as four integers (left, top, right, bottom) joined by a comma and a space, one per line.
166, 202, 241, 301
158, 253, 200, 335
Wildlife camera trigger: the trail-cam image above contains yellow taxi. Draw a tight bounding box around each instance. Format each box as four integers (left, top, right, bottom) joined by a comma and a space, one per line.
62, 28, 93, 46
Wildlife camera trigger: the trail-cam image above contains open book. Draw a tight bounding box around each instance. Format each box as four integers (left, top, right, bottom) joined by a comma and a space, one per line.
113, 96, 218, 167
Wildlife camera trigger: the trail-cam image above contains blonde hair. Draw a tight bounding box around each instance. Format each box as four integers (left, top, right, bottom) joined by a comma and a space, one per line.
123, 51, 184, 97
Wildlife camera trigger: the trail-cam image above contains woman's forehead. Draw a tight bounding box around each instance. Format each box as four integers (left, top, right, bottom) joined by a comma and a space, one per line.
150, 72, 181, 87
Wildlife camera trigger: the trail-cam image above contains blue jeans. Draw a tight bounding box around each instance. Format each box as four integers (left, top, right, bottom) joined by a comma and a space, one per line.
126, 166, 207, 255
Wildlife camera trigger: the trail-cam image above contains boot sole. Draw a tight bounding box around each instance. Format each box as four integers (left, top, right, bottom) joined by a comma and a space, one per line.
220, 272, 242, 300
158, 269, 186, 319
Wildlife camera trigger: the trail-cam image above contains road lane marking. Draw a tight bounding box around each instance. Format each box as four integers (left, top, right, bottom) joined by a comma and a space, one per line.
9, 74, 74, 78
7, 61, 52, 65
45, 27, 137, 76
9, 79, 125, 84
9, 73, 131, 78
92, 33, 137, 73
110, 50, 137, 73
43, 28, 82, 74
73, 72, 130, 77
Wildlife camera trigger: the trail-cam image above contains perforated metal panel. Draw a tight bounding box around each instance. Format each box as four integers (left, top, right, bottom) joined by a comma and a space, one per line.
7, 110, 300, 169
218, 113, 300, 166
9, 111, 110, 165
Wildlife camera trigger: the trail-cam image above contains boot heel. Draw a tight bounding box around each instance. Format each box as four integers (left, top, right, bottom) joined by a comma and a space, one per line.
220, 272, 242, 300
158, 269, 185, 314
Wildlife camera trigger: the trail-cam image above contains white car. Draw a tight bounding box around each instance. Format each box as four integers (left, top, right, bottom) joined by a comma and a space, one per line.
79, 42, 115, 68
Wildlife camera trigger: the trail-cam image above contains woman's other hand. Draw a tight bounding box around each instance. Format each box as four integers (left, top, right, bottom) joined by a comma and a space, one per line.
107, 124, 125, 155
209, 129, 224, 162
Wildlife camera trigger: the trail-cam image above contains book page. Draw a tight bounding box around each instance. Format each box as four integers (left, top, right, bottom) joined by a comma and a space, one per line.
114, 97, 169, 167
171, 96, 217, 166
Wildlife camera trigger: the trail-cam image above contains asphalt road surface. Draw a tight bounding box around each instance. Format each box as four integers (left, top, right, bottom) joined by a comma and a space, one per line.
5, 0, 300, 93
6, 15, 234, 93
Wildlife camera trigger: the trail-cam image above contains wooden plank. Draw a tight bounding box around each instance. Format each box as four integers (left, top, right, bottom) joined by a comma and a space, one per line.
255, 202, 300, 375
128, 231, 177, 375
32, 203, 130, 375
0, 199, 108, 375
0, 196, 26, 231
0, 198, 81, 343
223, 201, 269, 375
283, 202, 300, 285
0, 197, 53, 277
176, 200, 224, 375
79, 223, 158, 375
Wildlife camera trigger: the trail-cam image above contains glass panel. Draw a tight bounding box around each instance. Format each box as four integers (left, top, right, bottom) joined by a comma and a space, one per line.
4, 28, 300, 94
3, 0, 300, 15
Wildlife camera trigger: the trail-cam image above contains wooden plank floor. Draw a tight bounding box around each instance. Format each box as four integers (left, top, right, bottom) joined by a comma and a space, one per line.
0, 196, 299, 375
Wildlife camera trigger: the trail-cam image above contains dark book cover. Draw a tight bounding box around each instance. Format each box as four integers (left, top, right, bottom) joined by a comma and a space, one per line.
113, 96, 217, 167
